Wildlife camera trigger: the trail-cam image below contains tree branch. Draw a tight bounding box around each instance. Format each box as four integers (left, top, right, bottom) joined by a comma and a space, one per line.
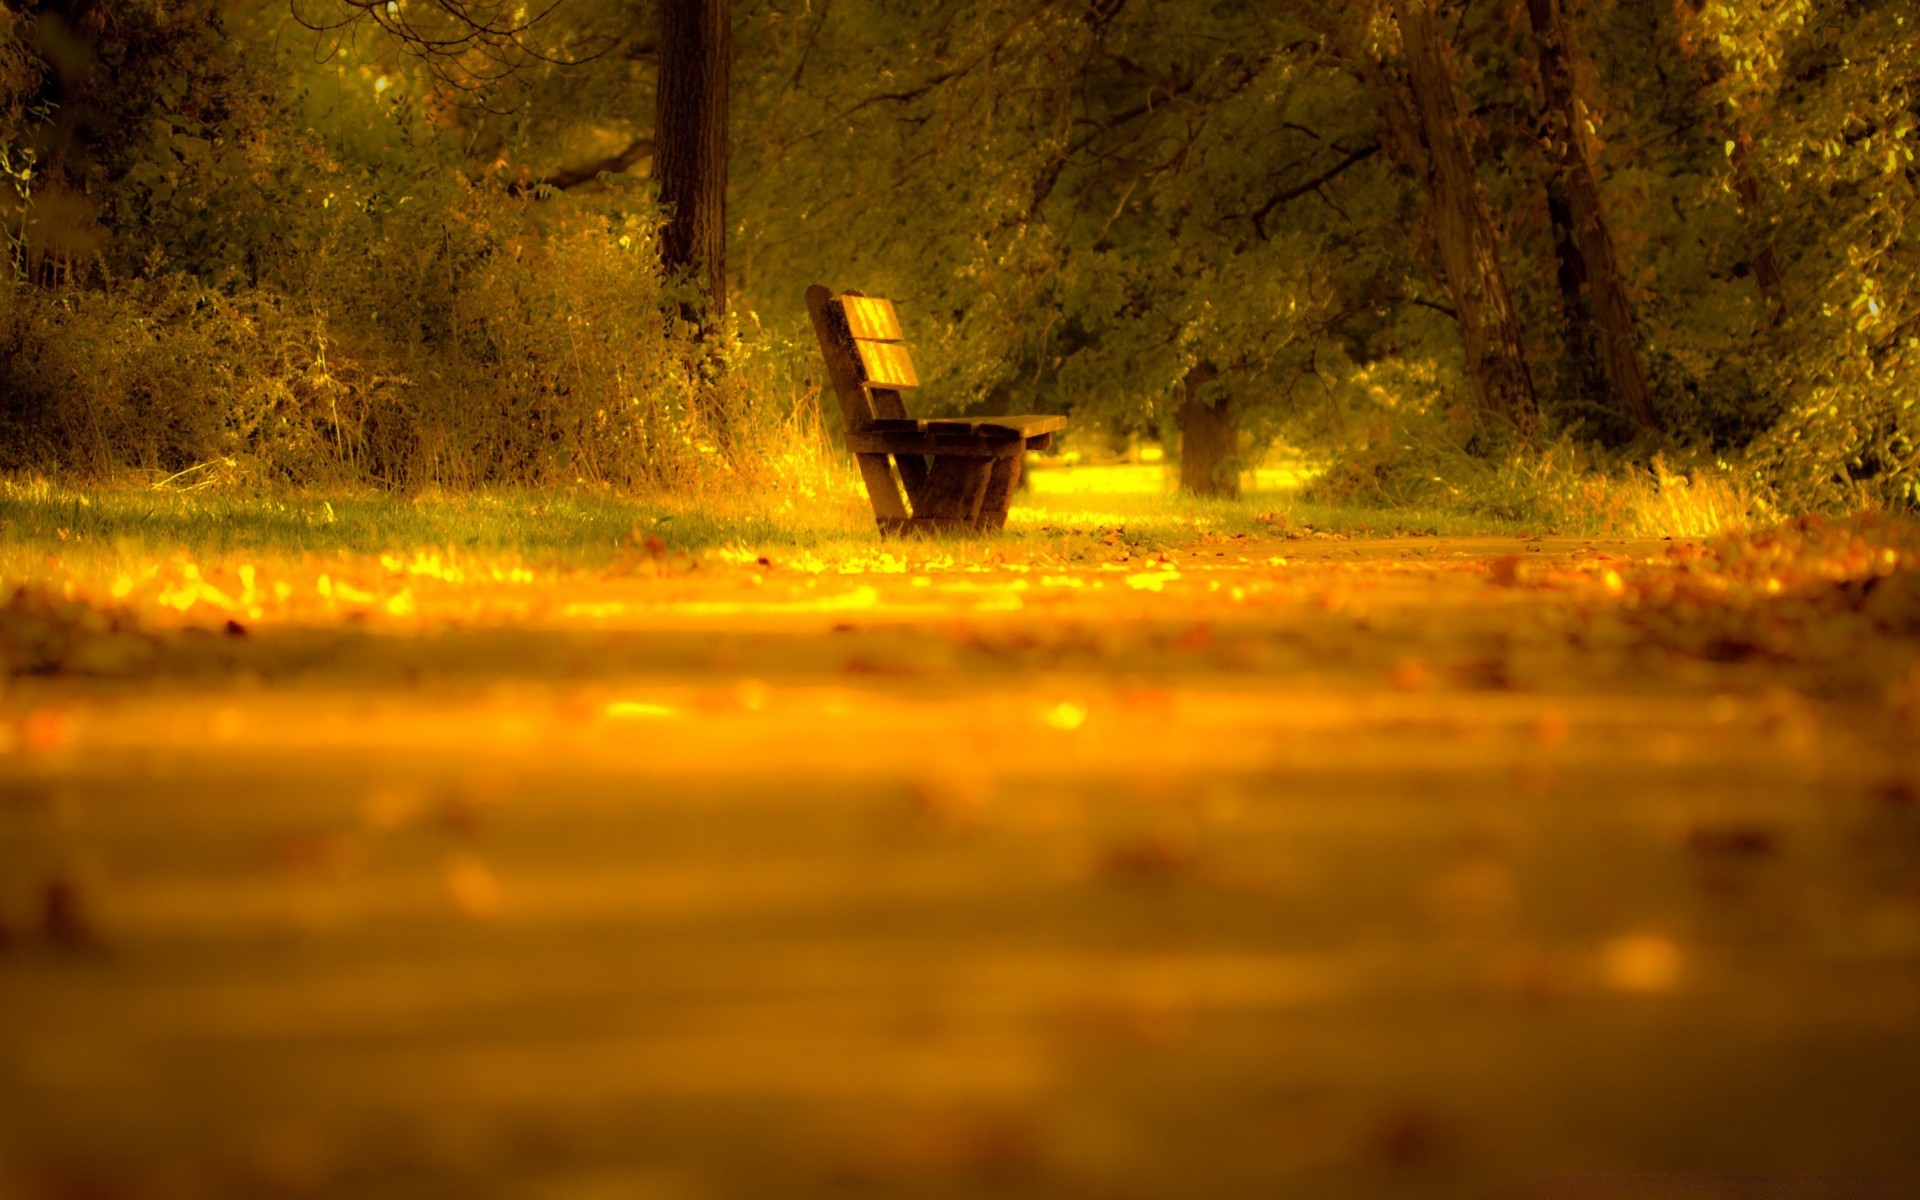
514, 136, 653, 194
1249, 141, 1380, 239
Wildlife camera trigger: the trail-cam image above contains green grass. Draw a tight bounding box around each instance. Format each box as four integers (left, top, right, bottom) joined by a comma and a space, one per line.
1014, 486, 1534, 543
0, 482, 867, 562
0, 468, 1537, 571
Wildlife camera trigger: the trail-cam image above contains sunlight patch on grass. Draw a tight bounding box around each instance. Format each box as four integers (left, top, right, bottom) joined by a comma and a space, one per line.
1025, 462, 1322, 497
1027, 463, 1169, 496
1620, 461, 1769, 539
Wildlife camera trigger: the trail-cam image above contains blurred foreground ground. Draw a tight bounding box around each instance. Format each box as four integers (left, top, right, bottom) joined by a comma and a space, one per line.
2, 489, 1919, 1199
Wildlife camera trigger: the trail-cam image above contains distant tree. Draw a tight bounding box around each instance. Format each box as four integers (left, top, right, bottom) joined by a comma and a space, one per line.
295, 0, 733, 328
1525, 0, 1657, 435
654, 0, 728, 330
1368, 0, 1540, 442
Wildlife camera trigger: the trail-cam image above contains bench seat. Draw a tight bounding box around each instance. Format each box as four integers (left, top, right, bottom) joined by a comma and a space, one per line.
847, 414, 1065, 459
866, 415, 1067, 440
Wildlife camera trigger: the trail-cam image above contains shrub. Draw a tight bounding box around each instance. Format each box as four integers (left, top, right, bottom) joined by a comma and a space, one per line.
0, 6, 833, 498
0, 168, 831, 493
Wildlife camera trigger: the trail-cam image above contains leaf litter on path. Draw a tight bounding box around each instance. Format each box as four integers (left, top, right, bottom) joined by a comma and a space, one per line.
1, 518, 1918, 1196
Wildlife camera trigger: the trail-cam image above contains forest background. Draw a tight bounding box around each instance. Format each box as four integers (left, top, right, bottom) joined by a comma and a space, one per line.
0, 0, 1914, 527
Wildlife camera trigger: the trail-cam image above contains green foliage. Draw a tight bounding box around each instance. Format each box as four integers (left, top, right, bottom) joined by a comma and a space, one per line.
1727, 1, 1920, 509
1306, 408, 1771, 537
1526, 0, 1918, 508
735, 0, 1920, 512
0, 165, 743, 489
0, 0, 1915, 516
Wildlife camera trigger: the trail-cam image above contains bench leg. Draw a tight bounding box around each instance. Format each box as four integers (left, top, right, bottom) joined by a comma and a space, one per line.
854, 452, 910, 528
977, 452, 1024, 531
894, 454, 931, 511
915, 456, 993, 525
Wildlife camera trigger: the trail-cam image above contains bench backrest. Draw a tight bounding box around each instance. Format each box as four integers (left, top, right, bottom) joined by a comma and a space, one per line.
839, 296, 920, 390
805, 284, 919, 434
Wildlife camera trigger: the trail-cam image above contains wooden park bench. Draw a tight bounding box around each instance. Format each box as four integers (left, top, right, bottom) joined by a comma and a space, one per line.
806, 285, 1066, 534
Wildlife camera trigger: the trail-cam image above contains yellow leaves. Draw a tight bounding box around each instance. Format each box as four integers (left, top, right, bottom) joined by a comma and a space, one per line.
362, 785, 426, 832
315, 574, 373, 606
380, 550, 464, 584
443, 851, 501, 920
1601, 934, 1683, 993
1487, 554, 1528, 587
821, 586, 881, 612
158, 562, 241, 613
1124, 567, 1181, 592
733, 678, 772, 713
605, 700, 679, 720
1390, 658, 1435, 692
1532, 709, 1571, 746
837, 551, 909, 575
1043, 701, 1087, 731
13, 708, 74, 754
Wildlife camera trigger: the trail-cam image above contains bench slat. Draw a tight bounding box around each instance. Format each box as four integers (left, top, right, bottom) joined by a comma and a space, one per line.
840, 295, 903, 342
865, 415, 1065, 440
925, 415, 1066, 439
845, 432, 1028, 458
853, 340, 921, 389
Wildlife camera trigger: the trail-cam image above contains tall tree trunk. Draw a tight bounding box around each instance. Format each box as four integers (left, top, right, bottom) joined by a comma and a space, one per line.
1527, 0, 1659, 433
655, 0, 730, 328
1384, 0, 1541, 440
1177, 362, 1240, 498
1543, 179, 1609, 408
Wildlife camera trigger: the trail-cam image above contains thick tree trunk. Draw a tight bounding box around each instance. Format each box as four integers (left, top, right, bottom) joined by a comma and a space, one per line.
1527, 0, 1658, 433
1177, 363, 1240, 498
1544, 180, 1609, 406
1386, 0, 1541, 440
655, 0, 730, 327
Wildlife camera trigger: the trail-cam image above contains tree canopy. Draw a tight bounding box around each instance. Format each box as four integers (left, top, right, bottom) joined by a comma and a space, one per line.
0, 0, 1913, 506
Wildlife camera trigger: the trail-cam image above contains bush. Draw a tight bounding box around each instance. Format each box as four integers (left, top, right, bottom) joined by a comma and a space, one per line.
1304, 421, 1771, 537
0, 5, 837, 499
0, 173, 835, 494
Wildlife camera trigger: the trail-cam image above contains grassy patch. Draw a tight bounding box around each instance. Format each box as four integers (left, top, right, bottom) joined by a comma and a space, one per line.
1305, 437, 1777, 538
0, 467, 1537, 575
3, 450, 1764, 584
0, 482, 872, 563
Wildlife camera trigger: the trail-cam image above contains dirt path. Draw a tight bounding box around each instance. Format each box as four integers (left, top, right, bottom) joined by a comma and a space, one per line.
2, 533, 1918, 1198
